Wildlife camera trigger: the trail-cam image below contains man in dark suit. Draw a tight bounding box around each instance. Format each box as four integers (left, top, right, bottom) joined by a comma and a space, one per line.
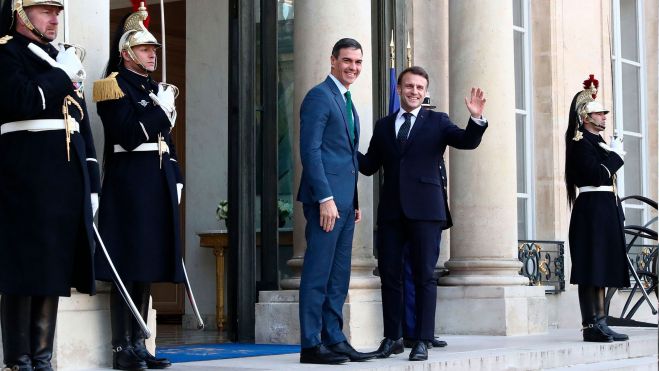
359, 66, 487, 361
297, 38, 375, 365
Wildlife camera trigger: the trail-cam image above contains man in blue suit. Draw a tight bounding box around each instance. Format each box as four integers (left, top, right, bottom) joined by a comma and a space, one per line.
297, 38, 375, 365
360, 66, 487, 361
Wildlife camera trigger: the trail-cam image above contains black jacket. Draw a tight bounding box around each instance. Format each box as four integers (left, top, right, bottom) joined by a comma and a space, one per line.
567, 129, 629, 287
94, 66, 184, 283
0, 32, 100, 296
359, 108, 486, 228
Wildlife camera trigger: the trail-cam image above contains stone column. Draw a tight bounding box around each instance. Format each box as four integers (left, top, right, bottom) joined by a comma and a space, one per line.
258, 0, 381, 347
280, 0, 378, 290
412, 0, 450, 271
436, 0, 546, 335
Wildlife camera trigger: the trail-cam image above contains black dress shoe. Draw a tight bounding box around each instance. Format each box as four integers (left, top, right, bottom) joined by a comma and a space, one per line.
113, 347, 147, 370
403, 338, 415, 348
428, 338, 448, 348
375, 337, 404, 358
408, 341, 428, 361
300, 344, 349, 364
597, 320, 629, 341
328, 341, 376, 362
582, 323, 613, 343
133, 346, 172, 369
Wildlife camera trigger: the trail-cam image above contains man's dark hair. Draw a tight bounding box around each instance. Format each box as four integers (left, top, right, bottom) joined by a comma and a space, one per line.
397, 66, 430, 87
331, 38, 362, 58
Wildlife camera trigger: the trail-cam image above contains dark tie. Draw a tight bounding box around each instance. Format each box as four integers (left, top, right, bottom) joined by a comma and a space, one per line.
345, 91, 355, 144
397, 112, 412, 147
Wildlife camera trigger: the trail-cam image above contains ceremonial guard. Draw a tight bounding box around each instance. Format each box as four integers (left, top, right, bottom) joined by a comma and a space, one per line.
93, 3, 181, 370
0, 0, 100, 370
565, 75, 630, 343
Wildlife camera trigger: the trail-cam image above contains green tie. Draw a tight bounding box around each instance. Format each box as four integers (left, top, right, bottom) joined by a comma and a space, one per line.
345, 91, 355, 144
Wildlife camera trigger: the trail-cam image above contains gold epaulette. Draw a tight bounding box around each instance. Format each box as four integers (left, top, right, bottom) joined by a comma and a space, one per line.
0, 35, 13, 45
93, 72, 125, 102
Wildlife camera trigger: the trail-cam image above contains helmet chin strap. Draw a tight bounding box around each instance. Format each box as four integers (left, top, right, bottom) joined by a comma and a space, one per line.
123, 51, 157, 75
14, 6, 54, 43
585, 114, 606, 131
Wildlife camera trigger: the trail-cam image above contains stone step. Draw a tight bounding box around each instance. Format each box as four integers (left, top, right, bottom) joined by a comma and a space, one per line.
79, 328, 658, 371
544, 356, 658, 371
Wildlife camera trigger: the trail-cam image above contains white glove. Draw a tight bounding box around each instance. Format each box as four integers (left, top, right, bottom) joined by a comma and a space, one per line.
28, 43, 86, 82
599, 138, 626, 158
149, 84, 177, 127
157, 83, 175, 108
176, 183, 183, 205
610, 137, 625, 156
91, 193, 99, 217
56, 46, 86, 82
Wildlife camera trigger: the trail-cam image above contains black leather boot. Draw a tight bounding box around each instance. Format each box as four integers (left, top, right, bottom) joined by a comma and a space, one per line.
578, 285, 613, 342
111, 284, 147, 371
593, 287, 628, 341
1, 295, 32, 371
131, 283, 171, 369
31, 296, 59, 371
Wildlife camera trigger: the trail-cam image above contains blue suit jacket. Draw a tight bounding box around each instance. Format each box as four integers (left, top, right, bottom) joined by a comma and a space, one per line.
297, 77, 360, 210
359, 109, 486, 226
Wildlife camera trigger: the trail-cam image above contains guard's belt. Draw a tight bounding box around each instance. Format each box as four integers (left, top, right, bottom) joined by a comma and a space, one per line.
578, 186, 614, 193
1, 119, 79, 135
114, 142, 169, 153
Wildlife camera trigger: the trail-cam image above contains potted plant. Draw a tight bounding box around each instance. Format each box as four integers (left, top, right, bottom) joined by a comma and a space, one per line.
216, 200, 229, 230
277, 199, 293, 228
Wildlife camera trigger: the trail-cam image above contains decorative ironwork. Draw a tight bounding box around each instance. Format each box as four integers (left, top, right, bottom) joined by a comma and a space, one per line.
518, 240, 565, 293
627, 244, 658, 291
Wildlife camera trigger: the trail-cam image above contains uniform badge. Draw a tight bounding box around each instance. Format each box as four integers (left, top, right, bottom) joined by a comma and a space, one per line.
0, 35, 12, 45
138, 99, 149, 107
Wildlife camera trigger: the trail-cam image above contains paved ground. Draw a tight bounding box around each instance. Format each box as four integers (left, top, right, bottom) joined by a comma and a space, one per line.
83, 327, 658, 371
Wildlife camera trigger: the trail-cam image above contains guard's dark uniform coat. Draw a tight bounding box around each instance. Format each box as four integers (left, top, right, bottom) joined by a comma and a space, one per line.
94, 65, 184, 283
567, 129, 630, 287
0, 33, 100, 296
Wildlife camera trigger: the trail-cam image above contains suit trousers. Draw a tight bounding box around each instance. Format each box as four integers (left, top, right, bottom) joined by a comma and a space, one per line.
403, 244, 417, 338
299, 204, 355, 348
378, 218, 442, 341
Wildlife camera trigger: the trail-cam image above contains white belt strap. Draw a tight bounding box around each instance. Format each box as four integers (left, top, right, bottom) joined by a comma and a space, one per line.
1, 119, 79, 135
579, 186, 614, 193
114, 142, 169, 153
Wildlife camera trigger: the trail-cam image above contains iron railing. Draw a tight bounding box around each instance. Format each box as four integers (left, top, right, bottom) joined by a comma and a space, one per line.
518, 240, 565, 293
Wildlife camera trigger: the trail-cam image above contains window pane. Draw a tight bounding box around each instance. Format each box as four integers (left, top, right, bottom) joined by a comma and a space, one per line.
624, 207, 643, 229
513, 0, 523, 27
278, 0, 295, 224
623, 135, 642, 198
620, 0, 639, 62
516, 114, 526, 193
623, 208, 642, 246
514, 31, 525, 110
517, 198, 527, 240
622, 63, 640, 132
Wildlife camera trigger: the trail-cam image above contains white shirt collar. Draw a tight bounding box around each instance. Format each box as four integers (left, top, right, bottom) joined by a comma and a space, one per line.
396, 106, 422, 120
328, 74, 349, 96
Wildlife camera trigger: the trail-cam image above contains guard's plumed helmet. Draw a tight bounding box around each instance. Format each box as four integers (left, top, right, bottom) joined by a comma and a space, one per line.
11, 0, 64, 41
571, 74, 609, 141
118, 2, 160, 71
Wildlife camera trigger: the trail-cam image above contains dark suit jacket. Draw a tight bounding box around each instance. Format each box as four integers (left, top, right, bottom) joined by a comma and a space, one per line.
297, 76, 360, 210
359, 108, 486, 227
